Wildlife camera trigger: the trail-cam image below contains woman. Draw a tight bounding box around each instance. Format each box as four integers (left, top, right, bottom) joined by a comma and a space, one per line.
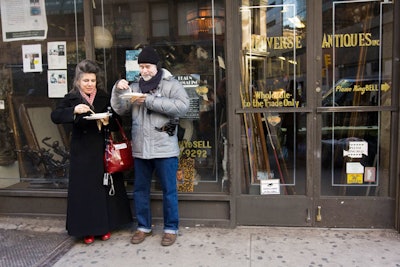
51, 59, 132, 244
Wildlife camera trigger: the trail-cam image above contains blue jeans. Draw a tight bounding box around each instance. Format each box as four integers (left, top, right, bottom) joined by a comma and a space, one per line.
134, 157, 179, 234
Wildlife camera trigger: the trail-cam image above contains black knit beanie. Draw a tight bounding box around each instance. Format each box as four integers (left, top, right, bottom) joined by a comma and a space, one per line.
138, 46, 160, 65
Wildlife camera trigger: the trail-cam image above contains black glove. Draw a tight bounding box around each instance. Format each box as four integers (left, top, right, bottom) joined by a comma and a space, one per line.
155, 118, 179, 136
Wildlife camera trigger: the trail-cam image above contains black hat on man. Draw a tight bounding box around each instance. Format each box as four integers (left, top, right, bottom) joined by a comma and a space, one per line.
138, 46, 160, 65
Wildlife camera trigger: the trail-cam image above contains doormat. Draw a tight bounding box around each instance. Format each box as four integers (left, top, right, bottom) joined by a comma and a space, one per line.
0, 229, 75, 267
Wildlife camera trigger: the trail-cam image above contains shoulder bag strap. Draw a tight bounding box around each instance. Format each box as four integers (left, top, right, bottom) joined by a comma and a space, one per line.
115, 119, 129, 141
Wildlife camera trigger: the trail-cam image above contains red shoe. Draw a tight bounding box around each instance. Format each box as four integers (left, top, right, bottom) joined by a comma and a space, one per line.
101, 232, 111, 241
84, 236, 94, 244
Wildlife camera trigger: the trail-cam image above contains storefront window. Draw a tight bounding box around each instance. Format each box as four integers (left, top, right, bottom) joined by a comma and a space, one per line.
0, 0, 227, 194
93, 0, 227, 194
0, 1, 84, 190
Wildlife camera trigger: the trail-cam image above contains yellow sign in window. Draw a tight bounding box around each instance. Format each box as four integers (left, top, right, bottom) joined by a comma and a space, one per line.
347, 173, 363, 184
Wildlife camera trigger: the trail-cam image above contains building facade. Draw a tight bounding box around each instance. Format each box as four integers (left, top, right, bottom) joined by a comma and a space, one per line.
0, 0, 399, 231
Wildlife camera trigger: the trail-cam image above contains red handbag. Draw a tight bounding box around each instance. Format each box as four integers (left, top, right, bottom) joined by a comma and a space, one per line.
104, 119, 134, 174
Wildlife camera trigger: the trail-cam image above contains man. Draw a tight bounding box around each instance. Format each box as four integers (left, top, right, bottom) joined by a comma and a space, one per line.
111, 46, 189, 246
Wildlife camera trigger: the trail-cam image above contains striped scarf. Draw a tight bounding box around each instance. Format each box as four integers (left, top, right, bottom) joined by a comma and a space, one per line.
80, 89, 97, 106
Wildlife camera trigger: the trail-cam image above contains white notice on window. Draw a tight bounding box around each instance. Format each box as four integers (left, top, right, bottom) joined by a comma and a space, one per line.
260, 179, 280, 195
48, 70, 68, 98
346, 162, 364, 174
48, 41, 67, 70
22, 44, 42, 73
343, 141, 368, 158
1, 0, 48, 42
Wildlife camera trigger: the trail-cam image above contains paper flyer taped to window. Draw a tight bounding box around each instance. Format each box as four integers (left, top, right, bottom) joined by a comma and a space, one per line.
125, 50, 140, 82
22, 44, 42, 73
343, 141, 368, 158
48, 41, 67, 70
48, 70, 68, 98
260, 179, 280, 195
1, 0, 48, 42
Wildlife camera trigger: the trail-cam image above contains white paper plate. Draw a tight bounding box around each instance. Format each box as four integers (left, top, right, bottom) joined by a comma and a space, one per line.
120, 92, 144, 99
84, 112, 110, 120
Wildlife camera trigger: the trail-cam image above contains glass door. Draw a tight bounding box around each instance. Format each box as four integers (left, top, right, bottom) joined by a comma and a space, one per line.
237, 1, 312, 226
237, 0, 395, 227
316, 0, 395, 227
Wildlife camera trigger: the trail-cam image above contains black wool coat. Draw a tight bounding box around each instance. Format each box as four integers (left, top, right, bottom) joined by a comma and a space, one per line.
51, 89, 132, 237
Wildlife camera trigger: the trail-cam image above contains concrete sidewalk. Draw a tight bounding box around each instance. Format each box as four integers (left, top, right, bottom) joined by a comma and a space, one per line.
1, 216, 400, 267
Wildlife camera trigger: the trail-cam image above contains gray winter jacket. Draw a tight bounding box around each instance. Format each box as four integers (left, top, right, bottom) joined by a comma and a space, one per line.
111, 69, 189, 159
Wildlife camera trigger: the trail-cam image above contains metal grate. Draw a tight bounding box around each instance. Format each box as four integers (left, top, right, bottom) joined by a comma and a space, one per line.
0, 229, 74, 267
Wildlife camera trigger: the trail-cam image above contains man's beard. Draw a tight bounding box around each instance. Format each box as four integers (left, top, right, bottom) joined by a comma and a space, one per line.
141, 75, 153, 81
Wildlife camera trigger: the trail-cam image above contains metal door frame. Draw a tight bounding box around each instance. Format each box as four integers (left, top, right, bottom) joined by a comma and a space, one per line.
230, 0, 397, 228
231, 0, 317, 227
314, 0, 396, 228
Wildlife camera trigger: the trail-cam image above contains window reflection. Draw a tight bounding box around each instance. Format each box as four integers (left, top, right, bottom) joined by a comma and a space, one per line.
320, 0, 393, 197
0, 0, 227, 194
94, 0, 227, 193
240, 3, 307, 195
